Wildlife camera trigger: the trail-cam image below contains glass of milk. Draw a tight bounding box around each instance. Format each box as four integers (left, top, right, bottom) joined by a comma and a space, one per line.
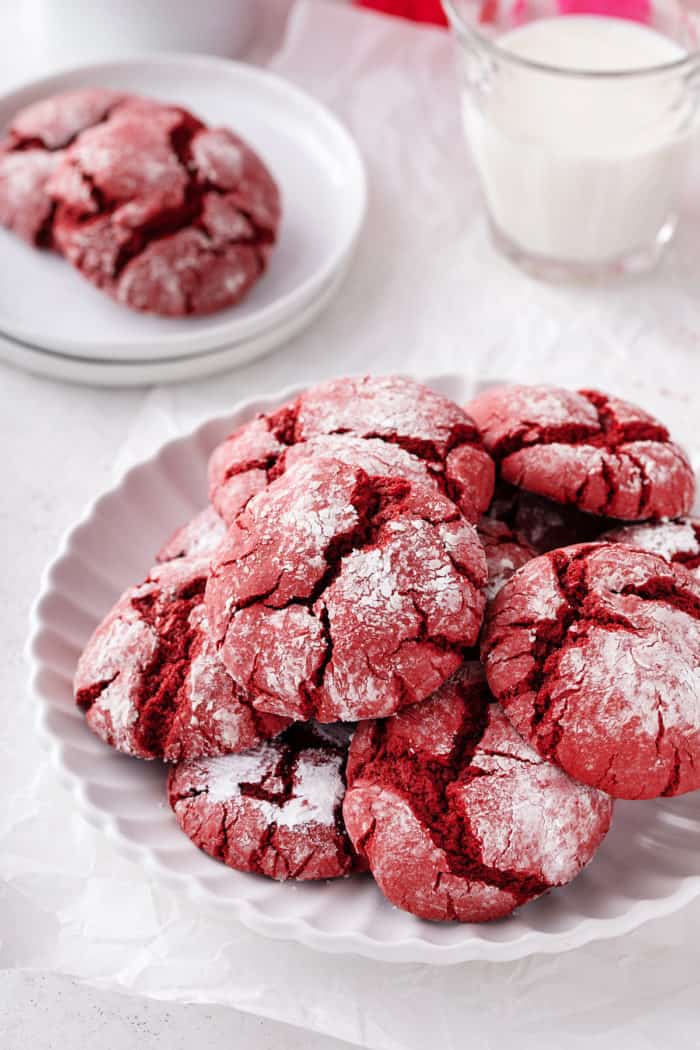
443, 0, 700, 279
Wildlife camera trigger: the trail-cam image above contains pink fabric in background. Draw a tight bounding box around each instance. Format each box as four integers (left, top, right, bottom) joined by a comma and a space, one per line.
557, 0, 650, 20
354, 1, 448, 25
354, 0, 651, 24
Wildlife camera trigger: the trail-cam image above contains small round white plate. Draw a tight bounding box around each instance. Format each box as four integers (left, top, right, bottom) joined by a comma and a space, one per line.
0, 54, 366, 362
0, 259, 348, 387
28, 374, 700, 964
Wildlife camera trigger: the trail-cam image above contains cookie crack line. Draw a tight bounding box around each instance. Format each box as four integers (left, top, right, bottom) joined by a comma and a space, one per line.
84, 585, 275, 758
351, 684, 552, 901
488, 388, 672, 461
620, 445, 654, 519
128, 578, 207, 756
6, 96, 125, 155
2, 94, 128, 248
218, 409, 485, 496
402, 590, 471, 659
218, 468, 477, 664
75, 673, 119, 711
487, 544, 700, 739
101, 120, 268, 282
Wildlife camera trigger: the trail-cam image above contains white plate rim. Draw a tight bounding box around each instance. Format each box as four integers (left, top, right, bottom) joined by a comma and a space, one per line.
0, 52, 367, 359
0, 258, 350, 387
26, 373, 700, 965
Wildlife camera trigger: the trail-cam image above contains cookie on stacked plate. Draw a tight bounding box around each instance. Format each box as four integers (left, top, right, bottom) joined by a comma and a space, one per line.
74, 377, 700, 920
0, 88, 280, 316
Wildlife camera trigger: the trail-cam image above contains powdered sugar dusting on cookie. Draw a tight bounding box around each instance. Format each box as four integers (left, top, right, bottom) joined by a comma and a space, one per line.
207, 454, 488, 723
602, 518, 700, 566
81, 613, 156, 755
466, 708, 610, 885
343, 670, 612, 922
316, 517, 485, 720
298, 375, 471, 450
157, 506, 227, 562
76, 556, 286, 761
275, 751, 345, 829
169, 723, 359, 881
46, 102, 279, 318
478, 518, 536, 601
467, 384, 695, 521
207, 376, 494, 526
198, 744, 280, 804
483, 542, 700, 799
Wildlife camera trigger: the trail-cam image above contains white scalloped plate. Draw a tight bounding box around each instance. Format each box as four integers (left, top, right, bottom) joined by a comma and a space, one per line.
28, 374, 700, 964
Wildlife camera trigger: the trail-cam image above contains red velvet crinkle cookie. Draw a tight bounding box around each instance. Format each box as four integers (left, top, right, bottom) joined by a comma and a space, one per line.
157, 506, 226, 563
205, 455, 488, 722
169, 721, 362, 881
342, 664, 613, 922
467, 385, 694, 521
46, 96, 280, 316
600, 518, 700, 580
0, 88, 124, 244
208, 376, 495, 524
487, 481, 608, 554
477, 518, 536, 601
74, 557, 288, 761
482, 543, 700, 799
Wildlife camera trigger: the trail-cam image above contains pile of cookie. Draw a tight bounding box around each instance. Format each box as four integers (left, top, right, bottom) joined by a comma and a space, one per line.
74, 376, 700, 922
0, 89, 280, 315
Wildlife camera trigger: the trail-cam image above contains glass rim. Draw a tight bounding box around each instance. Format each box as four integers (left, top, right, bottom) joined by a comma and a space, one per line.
441, 0, 700, 78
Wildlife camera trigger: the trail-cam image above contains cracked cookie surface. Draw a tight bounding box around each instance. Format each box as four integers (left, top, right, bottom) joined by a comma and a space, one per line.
208, 375, 495, 524
168, 721, 362, 880
157, 506, 227, 563
0, 88, 125, 245
477, 518, 536, 601
46, 96, 280, 315
601, 518, 700, 581
482, 543, 700, 799
467, 385, 694, 521
75, 556, 288, 761
342, 663, 613, 922
205, 455, 488, 722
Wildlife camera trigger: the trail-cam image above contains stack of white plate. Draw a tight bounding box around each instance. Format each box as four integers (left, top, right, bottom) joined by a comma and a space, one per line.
0, 56, 367, 385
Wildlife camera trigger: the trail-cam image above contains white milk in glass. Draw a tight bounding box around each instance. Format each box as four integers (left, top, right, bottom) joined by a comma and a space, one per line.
461, 16, 693, 265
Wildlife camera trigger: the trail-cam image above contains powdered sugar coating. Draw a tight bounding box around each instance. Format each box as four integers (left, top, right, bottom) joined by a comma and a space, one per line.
283, 435, 459, 523
342, 665, 612, 922
47, 100, 280, 317
206, 456, 488, 722
75, 556, 287, 761
477, 517, 536, 601
168, 722, 361, 881
208, 376, 495, 524
75, 601, 156, 756
8, 88, 126, 151
601, 518, 700, 579
157, 506, 227, 563
467, 385, 695, 521
0, 149, 62, 244
0, 88, 124, 245
482, 543, 700, 799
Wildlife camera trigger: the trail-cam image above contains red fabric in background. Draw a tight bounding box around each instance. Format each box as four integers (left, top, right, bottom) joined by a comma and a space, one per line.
354, 0, 653, 23
354, 1, 448, 25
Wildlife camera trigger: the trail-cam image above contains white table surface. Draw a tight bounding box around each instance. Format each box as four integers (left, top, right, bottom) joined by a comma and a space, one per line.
2, 1, 700, 1047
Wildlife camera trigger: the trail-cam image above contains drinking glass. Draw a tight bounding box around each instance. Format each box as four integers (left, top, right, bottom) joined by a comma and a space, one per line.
443, 0, 700, 279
